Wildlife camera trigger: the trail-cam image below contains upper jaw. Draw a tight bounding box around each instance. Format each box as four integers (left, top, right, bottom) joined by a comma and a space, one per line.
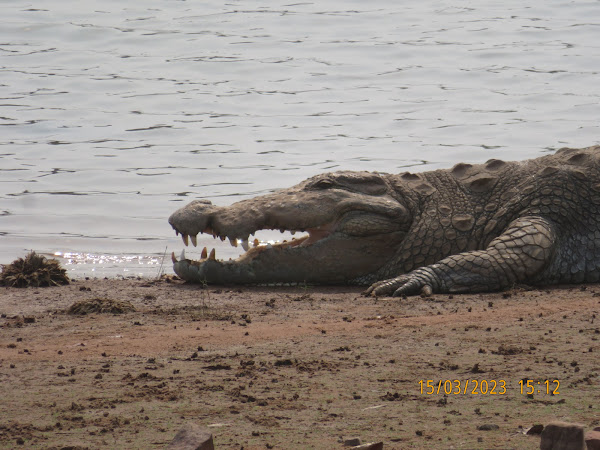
168, 198, 339, 255
168, 190, 407, 248
170, 212, 337, 260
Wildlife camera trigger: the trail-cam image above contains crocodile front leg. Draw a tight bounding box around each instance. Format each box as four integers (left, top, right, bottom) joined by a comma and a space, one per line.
364, 216, 556, 296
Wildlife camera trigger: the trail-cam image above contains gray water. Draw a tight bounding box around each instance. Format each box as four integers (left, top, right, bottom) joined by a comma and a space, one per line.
1, 0, 599, 277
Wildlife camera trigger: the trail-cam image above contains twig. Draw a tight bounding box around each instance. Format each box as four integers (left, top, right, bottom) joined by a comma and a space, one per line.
156, 246, 168, 280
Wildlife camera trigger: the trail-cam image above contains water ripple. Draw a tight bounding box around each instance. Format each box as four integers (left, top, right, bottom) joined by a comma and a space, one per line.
1, 0, 599, 274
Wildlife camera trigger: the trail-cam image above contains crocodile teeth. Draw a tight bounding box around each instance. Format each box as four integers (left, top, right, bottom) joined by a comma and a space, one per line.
241, 239, 249, 251
180, 249, 186, 260
253, 238, 259, 247
171, 252, 177, 263
201, 247, 208, 259
182, 234, 189, 246
229, 237, 238, 247
190, 235, 198, 247
209, 248, 216, 260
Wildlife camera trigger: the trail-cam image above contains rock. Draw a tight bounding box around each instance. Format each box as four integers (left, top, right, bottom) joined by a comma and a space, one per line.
350, 443, 383, 450
526, 424, 544, 435
539, 422, 585, 450
344, 438, 361, 446
585, 430, 600, 450
478, 424, 499, 431
167, 423, 214, 450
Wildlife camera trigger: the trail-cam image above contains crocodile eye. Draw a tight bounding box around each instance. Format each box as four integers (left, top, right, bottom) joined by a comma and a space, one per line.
313, 179, 335, 189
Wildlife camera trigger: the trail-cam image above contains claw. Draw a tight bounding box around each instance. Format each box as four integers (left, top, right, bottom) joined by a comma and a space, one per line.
420, 285, 433, 297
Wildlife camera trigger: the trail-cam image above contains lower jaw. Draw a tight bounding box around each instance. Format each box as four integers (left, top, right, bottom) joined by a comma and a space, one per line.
172, 256, 374, 286
171, 234, 399, 285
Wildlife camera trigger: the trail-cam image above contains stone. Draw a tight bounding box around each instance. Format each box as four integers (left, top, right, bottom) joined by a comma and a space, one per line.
344, 438, 361, 446
350, 443, 384, 450
585, 430, 600, 450
539, 422, 585, 450
167, 423, 214, 450
478, 424, 499, 431
526, 424, 544, 435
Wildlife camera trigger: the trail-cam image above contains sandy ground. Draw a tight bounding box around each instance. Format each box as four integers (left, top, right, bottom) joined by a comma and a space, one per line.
0, 277, 599, 449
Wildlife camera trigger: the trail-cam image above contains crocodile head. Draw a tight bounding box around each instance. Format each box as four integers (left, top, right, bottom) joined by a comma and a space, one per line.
168, 171, 411, 285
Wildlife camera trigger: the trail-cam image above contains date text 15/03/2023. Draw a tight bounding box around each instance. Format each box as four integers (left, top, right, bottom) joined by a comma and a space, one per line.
418, 379, 560, 395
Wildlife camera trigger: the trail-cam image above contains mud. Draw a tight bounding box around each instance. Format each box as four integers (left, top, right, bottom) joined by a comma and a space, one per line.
0, 278, 598, 448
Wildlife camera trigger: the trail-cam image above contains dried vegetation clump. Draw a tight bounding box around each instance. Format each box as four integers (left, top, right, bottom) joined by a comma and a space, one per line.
0, 251, 70, 288
67, 298, 136, 315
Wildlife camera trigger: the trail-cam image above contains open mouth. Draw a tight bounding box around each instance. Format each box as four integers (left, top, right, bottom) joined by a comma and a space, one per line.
170, 222, 336, 265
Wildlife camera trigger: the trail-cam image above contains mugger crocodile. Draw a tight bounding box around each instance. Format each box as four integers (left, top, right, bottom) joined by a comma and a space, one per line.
169, 146, 600, 296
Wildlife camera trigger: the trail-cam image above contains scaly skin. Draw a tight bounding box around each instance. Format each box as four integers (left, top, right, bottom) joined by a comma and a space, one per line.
169, 146, 600, 296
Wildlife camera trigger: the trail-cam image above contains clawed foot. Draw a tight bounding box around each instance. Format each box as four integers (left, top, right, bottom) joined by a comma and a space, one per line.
363, 274, 433, 297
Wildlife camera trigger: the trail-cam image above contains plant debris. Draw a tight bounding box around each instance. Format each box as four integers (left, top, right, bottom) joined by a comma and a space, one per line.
0, 251, 70, 288
67, 298, 136, 315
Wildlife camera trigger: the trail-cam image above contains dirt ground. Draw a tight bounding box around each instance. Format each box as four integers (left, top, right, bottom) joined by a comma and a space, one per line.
0, 277, 598, 449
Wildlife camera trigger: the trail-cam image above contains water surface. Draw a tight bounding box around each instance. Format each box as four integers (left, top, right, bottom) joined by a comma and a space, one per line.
1, 0, 599, 276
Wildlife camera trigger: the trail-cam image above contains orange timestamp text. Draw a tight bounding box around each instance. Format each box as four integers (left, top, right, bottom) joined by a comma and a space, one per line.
418, 379, 560, 395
